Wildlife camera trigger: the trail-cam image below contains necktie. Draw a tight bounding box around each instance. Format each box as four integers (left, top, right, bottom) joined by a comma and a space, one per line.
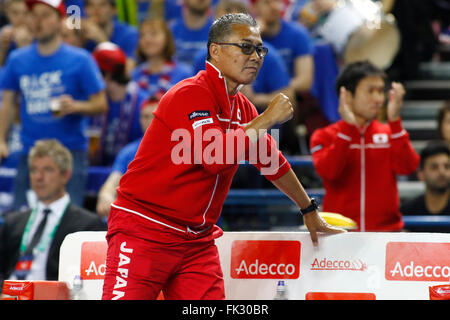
25, 208, 52, 256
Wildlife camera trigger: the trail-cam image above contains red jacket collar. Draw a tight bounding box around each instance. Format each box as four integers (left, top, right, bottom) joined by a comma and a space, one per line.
205, 61, 242, 111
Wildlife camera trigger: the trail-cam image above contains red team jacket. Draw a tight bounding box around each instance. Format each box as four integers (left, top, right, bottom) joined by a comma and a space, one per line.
112, 62, 291, 234
310, 119, 420, 231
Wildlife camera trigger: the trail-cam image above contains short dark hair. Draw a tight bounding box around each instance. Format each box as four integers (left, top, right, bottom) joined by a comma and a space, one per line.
206, 13, 258, 61
420, 141, 450, 169
335, 60, 387, 95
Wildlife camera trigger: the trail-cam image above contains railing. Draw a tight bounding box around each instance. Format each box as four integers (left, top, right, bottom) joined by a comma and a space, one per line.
0, 156, 316, 194
402, 215, 450, 231
223, 189, 450, 231
224, 189, 324, 205
1, 157, 449, 232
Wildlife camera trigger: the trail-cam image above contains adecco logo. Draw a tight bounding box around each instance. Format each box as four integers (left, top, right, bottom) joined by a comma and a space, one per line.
310, 257, 367, 271
230, 240, 300, 279
385, 242, 450, 281
80, 241, 108, 280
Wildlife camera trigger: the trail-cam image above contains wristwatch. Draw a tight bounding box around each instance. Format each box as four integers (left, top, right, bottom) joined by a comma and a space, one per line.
300, 198, 318, 215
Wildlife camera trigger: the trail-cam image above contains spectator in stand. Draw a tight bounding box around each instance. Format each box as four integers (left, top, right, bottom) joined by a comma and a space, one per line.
96, 96, 159, 217
251, 0, 318, 154
91, 42, 149, 166
400, 141, 450, 216
169, 0, 214, 68
135, 0, 220, 25
132, 18, 192, 99
0, 0, 33, 66
251, 0, 314, 96
0, 139, 106, 290
437, 101, 450, 150
82, 0, 139, 74
0, 0, 107, 210
310, 61, 420, 232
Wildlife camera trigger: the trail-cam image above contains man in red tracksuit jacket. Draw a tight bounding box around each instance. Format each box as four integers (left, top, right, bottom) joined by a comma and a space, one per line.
102, 13, 344, 300
310, 61, 420, 232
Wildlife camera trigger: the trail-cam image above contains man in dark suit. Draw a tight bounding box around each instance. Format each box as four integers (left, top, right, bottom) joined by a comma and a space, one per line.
0, 139, 106, 292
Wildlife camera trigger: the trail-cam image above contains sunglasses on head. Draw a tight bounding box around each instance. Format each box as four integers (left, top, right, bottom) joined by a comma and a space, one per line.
215, 42, 269, 59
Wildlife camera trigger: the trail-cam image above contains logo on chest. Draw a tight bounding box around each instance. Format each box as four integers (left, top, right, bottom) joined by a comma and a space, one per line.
188, 110, 211, 120
372, 133, 388, 144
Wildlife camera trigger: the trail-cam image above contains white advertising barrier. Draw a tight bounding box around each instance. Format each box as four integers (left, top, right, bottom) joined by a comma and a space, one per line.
59, 231, 450, 300
59, 231, 108, 300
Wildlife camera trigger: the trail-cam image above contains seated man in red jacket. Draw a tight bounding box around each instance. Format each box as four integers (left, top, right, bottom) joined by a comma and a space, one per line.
101, 13, 345, 300
310, 60, 420, 232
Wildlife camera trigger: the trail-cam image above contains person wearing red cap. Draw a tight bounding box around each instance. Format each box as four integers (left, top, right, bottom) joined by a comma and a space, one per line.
90, 42, 149, 166
25, 0, 66, 16
0, 0, 107, 210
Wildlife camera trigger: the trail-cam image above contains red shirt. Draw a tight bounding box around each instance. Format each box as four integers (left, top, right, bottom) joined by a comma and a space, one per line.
310, 119, 420, 231
113, 62, 291, 233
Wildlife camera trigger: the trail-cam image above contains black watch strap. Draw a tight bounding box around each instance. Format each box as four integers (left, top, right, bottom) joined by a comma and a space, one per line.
300, 198, 318, 215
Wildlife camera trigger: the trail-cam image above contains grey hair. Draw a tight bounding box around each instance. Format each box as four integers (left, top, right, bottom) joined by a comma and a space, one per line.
28, 139, 73, 173
206, 13, 259, 61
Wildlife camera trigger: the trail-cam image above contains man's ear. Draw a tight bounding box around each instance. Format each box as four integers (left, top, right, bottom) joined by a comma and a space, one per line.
345, 89, 354, 109
63, 170, 73, 184
209, 43, 221, 63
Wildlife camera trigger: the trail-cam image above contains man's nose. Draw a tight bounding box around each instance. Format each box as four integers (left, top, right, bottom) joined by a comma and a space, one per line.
373, 91, 385, 104
31, 170, 44, 180
250, 49, 262, 61
438, 164, 448, 175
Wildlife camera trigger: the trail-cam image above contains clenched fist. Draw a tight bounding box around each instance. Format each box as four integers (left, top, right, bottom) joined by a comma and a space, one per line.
263, 93, 294, 126
244, 93, 293, 143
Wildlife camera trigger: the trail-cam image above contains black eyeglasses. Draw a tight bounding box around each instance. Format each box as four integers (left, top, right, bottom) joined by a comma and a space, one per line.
215, 42, 269, 59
